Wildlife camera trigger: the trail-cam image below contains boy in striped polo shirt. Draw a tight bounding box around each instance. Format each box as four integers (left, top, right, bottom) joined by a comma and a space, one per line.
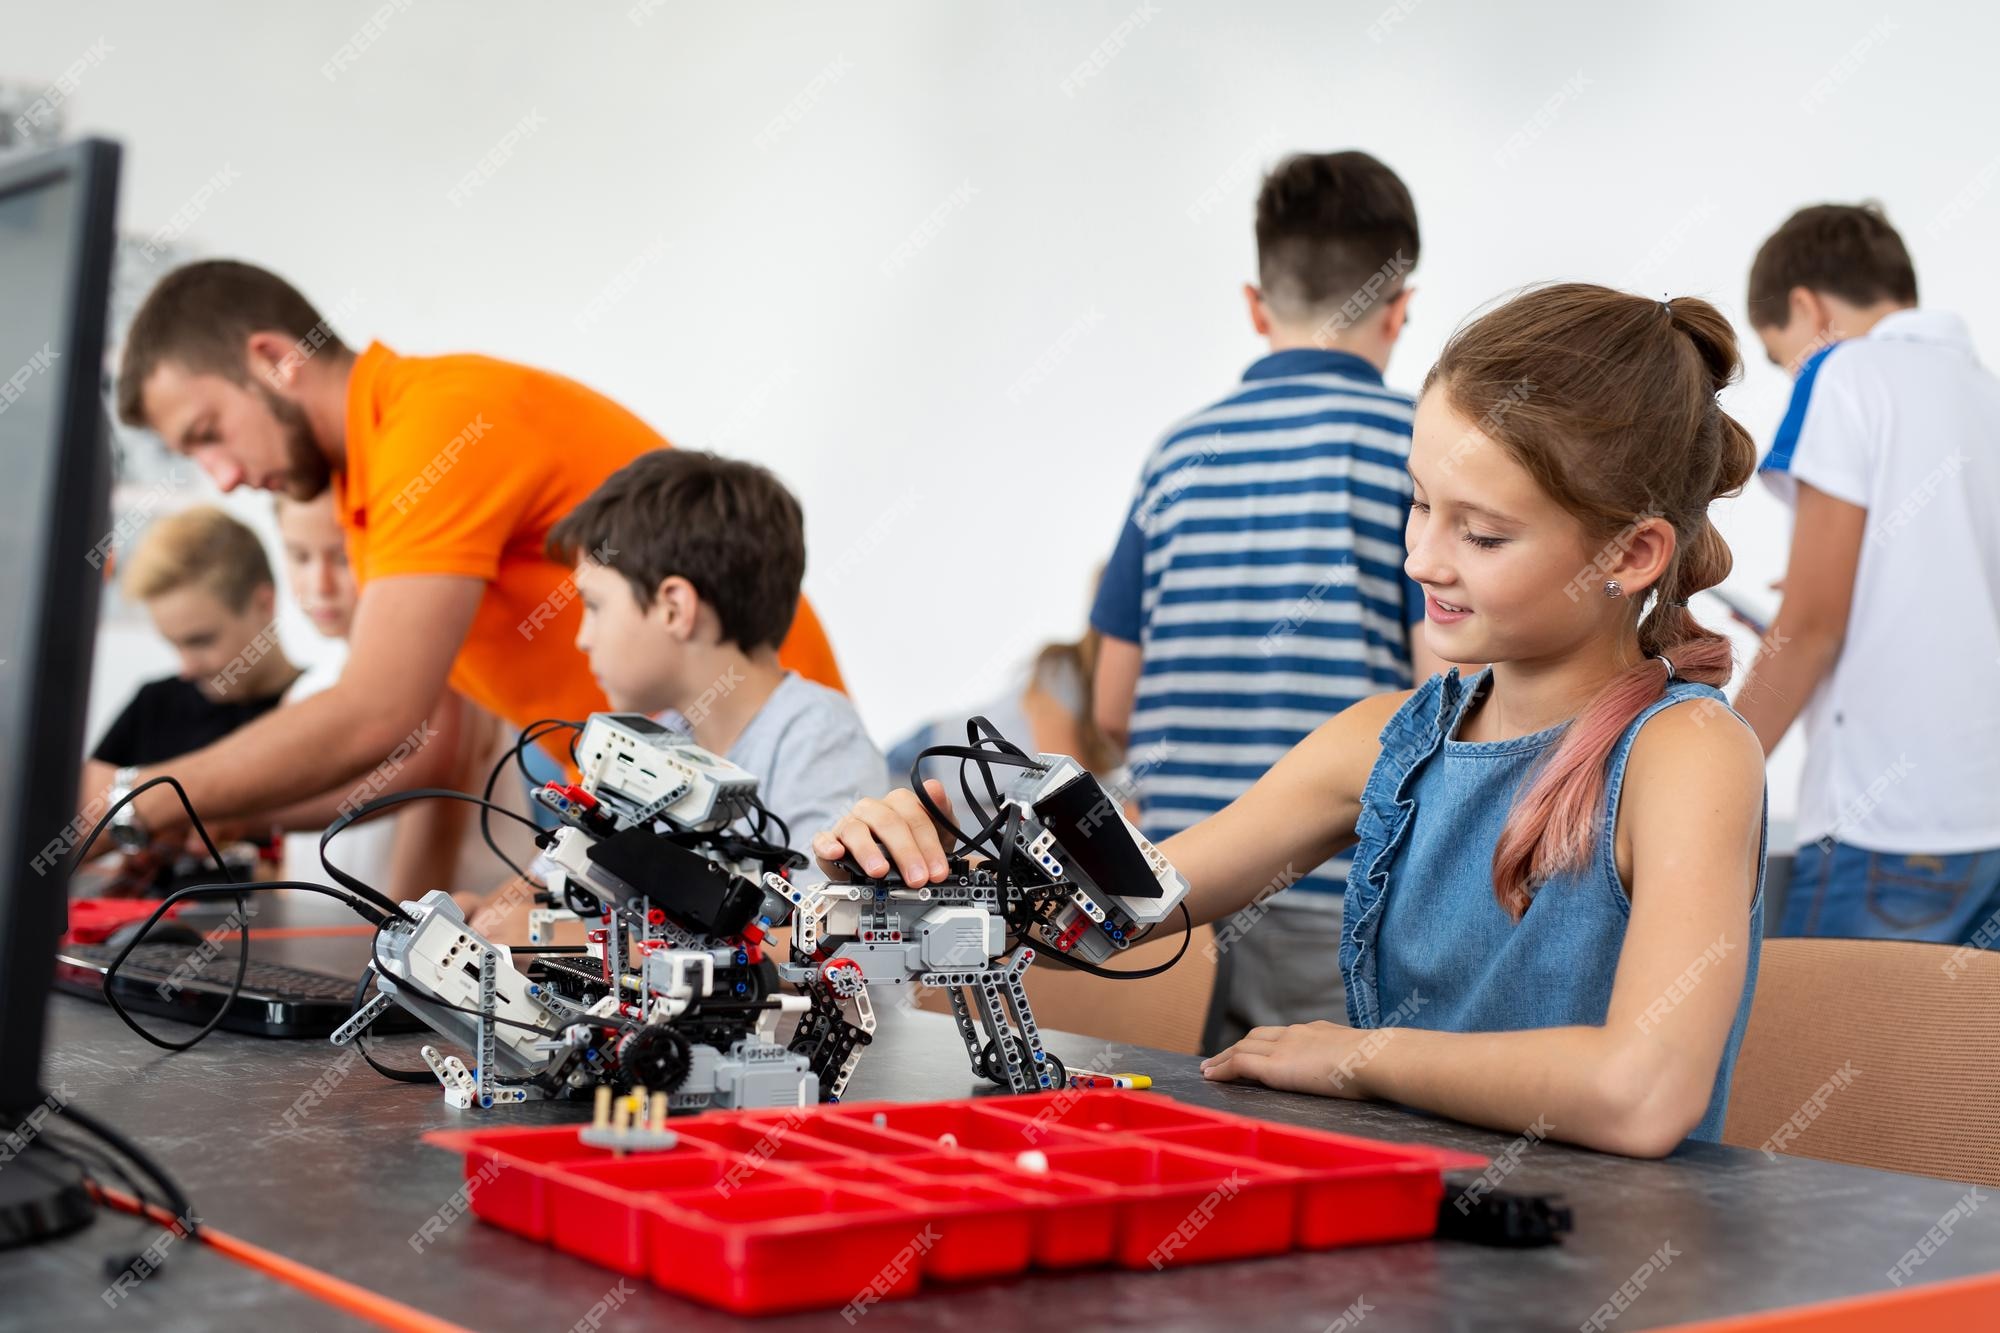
1090, 150, 1442, 1051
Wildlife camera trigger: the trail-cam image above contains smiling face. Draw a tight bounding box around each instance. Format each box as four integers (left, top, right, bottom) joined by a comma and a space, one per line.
1405, 387, 1669, 668
139, 360, 331, 500
276, 493, 357, 639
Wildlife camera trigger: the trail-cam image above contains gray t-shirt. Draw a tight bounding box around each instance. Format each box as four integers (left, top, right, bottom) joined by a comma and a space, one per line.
665, 672, 889, 861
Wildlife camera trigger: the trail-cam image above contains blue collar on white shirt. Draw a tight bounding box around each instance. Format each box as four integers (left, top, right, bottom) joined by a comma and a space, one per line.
1242, 347, 1386, 386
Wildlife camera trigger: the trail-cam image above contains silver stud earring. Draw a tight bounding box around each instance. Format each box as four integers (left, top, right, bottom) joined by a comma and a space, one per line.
1603, 580, 1624, 598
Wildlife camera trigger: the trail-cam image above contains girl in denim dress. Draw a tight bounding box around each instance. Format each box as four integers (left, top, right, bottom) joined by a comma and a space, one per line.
818, 284, 1768, 1156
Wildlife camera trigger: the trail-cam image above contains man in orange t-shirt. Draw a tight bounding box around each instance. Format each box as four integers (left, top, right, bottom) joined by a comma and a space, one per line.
336, 339, 843, 738
107, 259, 844, 839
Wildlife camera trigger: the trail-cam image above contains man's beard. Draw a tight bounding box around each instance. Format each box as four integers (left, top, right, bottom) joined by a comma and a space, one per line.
257, 383, 332, 501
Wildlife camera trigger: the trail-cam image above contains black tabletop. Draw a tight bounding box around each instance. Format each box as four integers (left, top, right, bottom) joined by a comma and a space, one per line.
9, 922, 1999, 1333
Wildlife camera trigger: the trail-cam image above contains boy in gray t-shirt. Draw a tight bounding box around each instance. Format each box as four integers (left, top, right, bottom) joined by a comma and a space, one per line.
656, 670, 886, 862
466, 450, 884, 940
547, 448, 887, 860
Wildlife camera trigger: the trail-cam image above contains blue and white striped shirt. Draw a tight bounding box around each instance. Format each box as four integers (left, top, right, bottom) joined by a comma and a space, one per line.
1090, 348, 1424, 913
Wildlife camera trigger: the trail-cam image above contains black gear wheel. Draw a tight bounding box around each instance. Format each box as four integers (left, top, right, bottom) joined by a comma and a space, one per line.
617, 1024, 693, 1094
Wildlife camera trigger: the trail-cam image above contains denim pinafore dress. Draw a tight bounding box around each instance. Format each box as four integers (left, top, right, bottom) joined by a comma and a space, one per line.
1338, 667, 1766, 1143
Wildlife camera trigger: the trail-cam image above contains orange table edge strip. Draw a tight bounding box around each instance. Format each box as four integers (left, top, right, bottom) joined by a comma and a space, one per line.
1659, 1267, 2000, 1333
86, 1169, 2000, 1330
88, 1184, 473, 1333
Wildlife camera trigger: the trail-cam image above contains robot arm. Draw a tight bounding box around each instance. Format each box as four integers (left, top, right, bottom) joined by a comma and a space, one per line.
779, 721, 1195, 1095
995, 753, 1189, 964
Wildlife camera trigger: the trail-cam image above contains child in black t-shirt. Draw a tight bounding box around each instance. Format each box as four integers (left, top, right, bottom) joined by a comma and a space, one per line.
78, 506, 301, 873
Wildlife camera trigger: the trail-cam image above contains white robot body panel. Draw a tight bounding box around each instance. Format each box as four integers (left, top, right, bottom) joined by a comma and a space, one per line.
917, 906, 1006, 969
373, 893, 555, 1073
575, 713, 759, 829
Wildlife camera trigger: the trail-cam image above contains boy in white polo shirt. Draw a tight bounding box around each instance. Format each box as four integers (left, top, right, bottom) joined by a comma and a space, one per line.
1735, 202, 2000, 945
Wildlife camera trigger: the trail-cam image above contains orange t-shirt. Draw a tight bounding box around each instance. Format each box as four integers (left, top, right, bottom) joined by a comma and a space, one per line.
335, 343, 844, 758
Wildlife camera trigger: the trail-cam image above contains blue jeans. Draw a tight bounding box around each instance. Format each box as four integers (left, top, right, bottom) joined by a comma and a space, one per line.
1779, 839, 2000, 945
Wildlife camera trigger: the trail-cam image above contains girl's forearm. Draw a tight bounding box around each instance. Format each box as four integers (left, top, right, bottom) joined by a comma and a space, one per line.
1352, 1023, 1700, 1158
1168, 827, 1347, 931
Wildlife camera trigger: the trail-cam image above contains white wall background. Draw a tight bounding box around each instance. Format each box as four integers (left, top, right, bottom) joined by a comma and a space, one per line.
15, 0, 2000, 830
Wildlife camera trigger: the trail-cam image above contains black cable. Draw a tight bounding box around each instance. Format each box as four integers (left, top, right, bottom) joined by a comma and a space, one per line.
44, 1130, 156, 1217
62, 761, 619, 1075
97, 880, 390, 1052
61, 774, 232, 885
73, 779, 244, 1048
83, 779, 546, 1053
63, 772, 463, 1056
654, 812, 799, 876
365, 907, 627, 1043
1025, 902, 1197, 980
54, 1102, 204, 1284
62, 775, 255, 1050
561, 878, 604, 918
731, 798, 795, 870
997, 804, 1027, 888
906, 740, 1045, 858
347, 968, 431, 1084
479, 718, 582, 881
746, 797, 793, 857
315, 778, 630, 1081
964, 714, 1031, 758
56, 1097, 199, 1236
957, 750, 993, 853
20, 1134, 175, 1283
956, 755, 994, 851
966, 714, 1027, 812
319, 784, 551, 908
511, 717, 583, 788
102, 774, 408, 924
893, 718, 1084, 894
879, 713, 1192, 985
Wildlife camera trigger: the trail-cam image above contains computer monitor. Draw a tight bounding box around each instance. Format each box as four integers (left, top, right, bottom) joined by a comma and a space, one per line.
0, 137, 120, 1245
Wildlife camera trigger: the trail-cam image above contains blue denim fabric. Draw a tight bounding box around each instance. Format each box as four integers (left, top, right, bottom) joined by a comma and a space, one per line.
1339, 668, 1768, 1143
1780, 840, 2000, 945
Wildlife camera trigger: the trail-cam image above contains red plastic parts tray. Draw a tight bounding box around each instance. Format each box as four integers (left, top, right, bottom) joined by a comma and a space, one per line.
425, 1090, 1488, 1317
63, 898, 185, 944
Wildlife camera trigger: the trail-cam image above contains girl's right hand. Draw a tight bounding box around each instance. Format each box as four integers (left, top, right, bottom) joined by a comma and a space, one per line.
812, 779, 960, 888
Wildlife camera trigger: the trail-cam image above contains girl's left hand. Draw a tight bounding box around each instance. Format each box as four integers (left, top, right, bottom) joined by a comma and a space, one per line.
1200, 1020, 1375, 1100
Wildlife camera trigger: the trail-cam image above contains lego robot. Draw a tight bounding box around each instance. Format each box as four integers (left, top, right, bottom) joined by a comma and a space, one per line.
334, 713, 819, 1113
773, 718, 1191, 1098
336, 712, 1190, 1113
